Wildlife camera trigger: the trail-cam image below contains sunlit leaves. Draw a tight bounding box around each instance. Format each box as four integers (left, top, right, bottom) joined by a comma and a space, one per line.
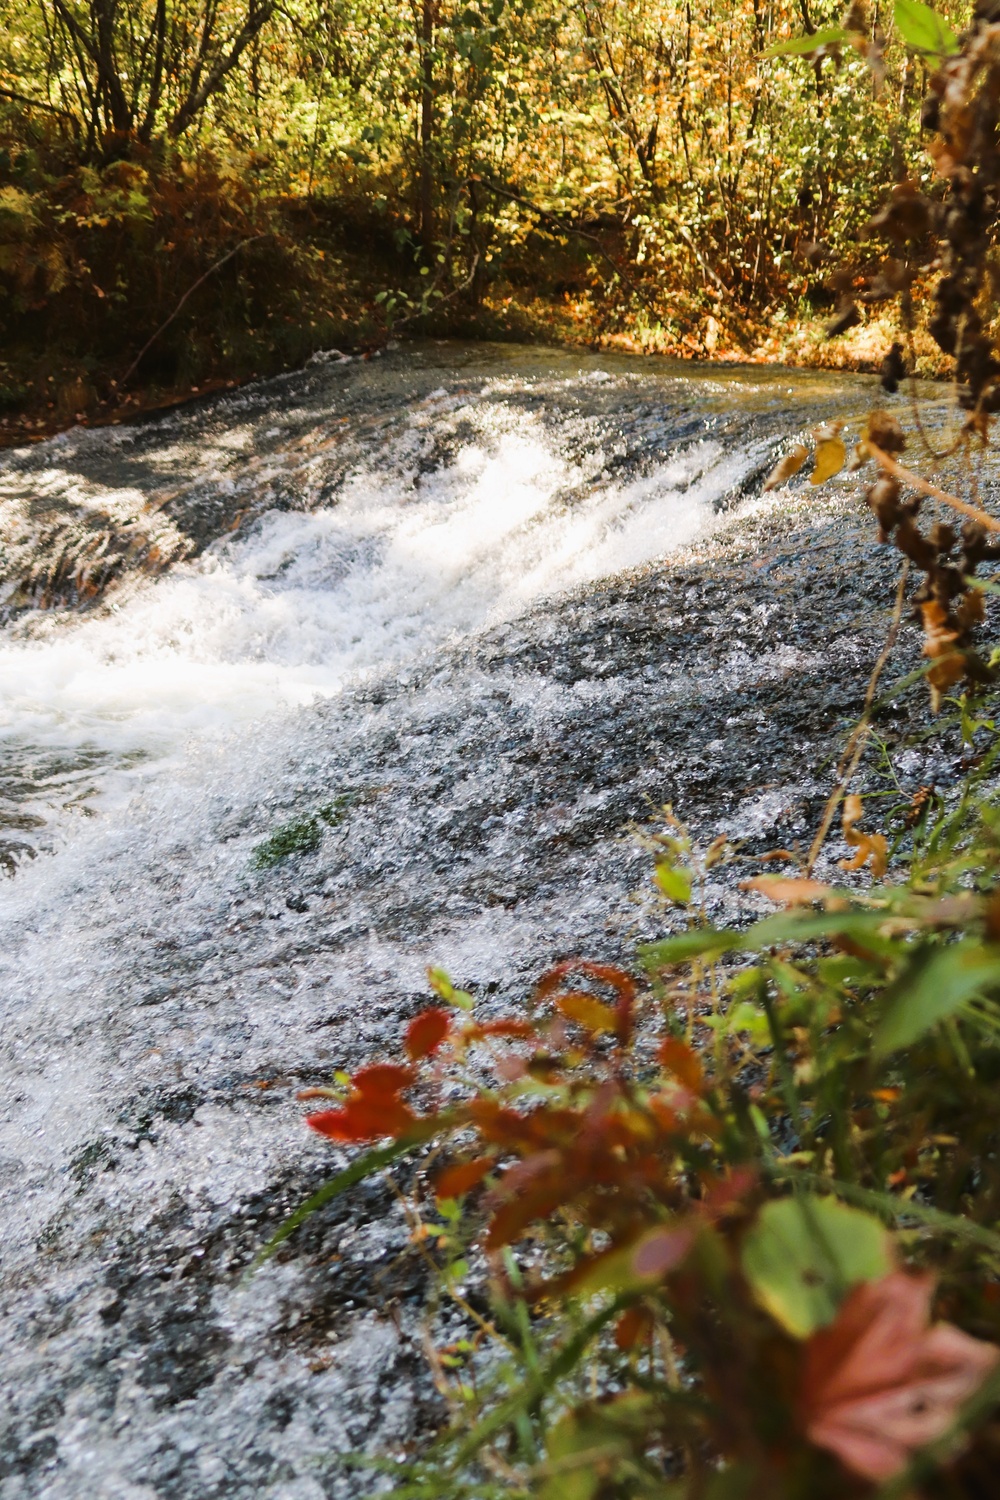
893, 0, 959, 57
762, 442, 808, 491
763, 26, 853, 57
810, 422, 846, 485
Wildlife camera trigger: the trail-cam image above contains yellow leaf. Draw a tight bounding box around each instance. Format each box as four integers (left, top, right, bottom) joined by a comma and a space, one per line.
763, 443, 809, 491
811, 436, 847, 485
555, 993, 617, 1034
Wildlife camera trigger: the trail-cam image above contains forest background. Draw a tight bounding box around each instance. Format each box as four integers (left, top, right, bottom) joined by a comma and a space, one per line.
0, 0, 956, 436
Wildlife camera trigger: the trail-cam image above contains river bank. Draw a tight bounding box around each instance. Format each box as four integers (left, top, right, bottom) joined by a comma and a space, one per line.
0, 224, 951, 455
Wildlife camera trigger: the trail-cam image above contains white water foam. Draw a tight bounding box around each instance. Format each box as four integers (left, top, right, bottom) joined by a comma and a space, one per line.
0, 394, 764, 825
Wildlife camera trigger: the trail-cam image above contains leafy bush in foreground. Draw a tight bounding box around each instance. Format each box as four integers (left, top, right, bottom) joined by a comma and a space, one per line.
262, 742, 1000, 1497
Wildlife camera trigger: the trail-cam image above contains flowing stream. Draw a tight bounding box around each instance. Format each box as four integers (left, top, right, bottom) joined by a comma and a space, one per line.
0, 343, 939, 1498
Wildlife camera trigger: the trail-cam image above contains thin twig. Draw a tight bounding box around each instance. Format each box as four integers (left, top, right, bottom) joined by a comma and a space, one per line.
121, 234, 267, 387
867, 441, 1000, 533
805, 561, 910, 875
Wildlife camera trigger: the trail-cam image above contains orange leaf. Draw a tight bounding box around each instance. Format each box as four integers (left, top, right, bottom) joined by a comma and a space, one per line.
838, 794, 888, 879
800, 1272, 1000, 1483
352, 1063, 417, 1101
465, 1018, 537, 1040
306, 1097, 415, 1142
657, 1037, 704, 1093
534, 960, 637, 1043
405, 1007, 451, 1060
742, 875, 831, 905
555, 991, 618, 1034
615, 1304, 655, 1351
435, 1156, 495, 1200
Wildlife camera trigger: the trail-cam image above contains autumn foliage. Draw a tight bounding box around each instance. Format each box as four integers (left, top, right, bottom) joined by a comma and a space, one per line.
287, 812, 1000, 1498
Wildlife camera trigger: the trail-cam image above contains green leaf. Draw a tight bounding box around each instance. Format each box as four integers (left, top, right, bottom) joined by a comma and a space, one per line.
874, 939, 1000, 1055
725, 999, 771, 1042
639, 927, 743, 969
893, 0, 959, 55
763, 25, 851, 56
427, 966, 475, 1010
741, 1195, 893, 1337
537, 1395, 658, 1500
654, 862, 693, 904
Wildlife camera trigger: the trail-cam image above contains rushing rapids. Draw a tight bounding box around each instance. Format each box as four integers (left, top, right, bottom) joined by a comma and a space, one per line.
0, 344, 958, 1498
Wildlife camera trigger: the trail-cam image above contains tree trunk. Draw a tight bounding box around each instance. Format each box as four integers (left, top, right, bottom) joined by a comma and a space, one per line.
419, 0, 435, 253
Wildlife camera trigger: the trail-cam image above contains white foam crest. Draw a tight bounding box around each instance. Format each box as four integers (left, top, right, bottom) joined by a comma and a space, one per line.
0, 401, 757, 815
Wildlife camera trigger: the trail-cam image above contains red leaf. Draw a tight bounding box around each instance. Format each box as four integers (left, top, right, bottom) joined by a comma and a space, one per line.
405, 1008, 451, 1060
632, 1225, 696, 1279
306, 1097, 415, 1142
615, 1304, 654, 1351
657, 1036, 704, 1093
434, 1156, 495, 1200
352, 1063, 417, 1101
800, 1272, 1000, 1482
465, 1018, 538, 1040
485, 1183, 569, 1249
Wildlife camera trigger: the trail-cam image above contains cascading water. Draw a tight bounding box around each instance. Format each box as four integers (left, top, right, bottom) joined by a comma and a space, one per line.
0, 344, 914, 1498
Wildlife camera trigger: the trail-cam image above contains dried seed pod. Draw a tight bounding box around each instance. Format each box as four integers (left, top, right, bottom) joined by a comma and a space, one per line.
866, 475, 903, 541
880, 342, 907, 394
863, 410, 907, 453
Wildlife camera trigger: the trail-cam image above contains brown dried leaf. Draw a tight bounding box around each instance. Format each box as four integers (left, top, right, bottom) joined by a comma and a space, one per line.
763, 442, 809, 491
742, 875, 832, 905
920, 600, 965, 713
863, 409, 907, 453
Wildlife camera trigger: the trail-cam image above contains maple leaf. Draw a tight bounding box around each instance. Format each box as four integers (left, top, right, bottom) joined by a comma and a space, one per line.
799, 1272, 999, 1483
405, 1007, 451, 1060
